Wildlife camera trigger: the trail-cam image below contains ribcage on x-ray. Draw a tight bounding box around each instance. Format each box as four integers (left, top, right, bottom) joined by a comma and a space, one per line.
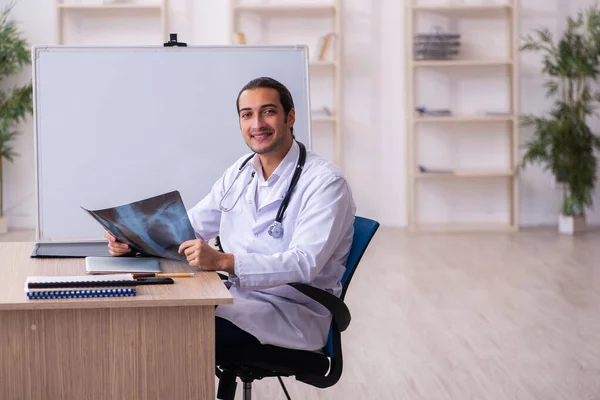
88, 191, 195, 261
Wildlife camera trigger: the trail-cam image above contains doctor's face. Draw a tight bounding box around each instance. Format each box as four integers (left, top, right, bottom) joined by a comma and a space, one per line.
238, 88, 295, 155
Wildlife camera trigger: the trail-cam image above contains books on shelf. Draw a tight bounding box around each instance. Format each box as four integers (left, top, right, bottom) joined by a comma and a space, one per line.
418, 165, 454, 174
25, 274, 137, 300
312, 106, 332, 117
233, 32, 247, 45
316, 33, 336, 61
415, 106, 453, 116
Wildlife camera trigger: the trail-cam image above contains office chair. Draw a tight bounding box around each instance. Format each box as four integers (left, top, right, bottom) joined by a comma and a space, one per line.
215, 216, 380, 400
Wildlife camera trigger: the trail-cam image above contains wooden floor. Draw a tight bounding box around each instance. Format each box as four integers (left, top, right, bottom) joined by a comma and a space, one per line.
4, 227, 599, 399
232, 227, 600, 399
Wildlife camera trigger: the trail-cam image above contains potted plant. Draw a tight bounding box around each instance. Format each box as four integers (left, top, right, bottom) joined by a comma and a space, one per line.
0, 1, 33, 234
519, 3, 600, 235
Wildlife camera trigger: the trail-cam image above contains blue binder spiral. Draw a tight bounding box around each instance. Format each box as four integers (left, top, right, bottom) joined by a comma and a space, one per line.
26, 288, 137, 300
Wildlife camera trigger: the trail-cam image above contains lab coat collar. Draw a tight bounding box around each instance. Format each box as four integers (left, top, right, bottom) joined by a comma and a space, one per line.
246, 140, 300, 211
251, 140, 299, 187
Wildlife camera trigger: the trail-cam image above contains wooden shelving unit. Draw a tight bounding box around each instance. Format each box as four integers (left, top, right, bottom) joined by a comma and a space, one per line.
232, 3, 336, 14
230, 1, 344, 167
414, 115, 514, 123
56, 3, 163, 9
312, 115, 337, 122
405, 0, 520, 232
310, 60, 338, 67
415, 169, 514, 179
55, 1, 167, 45
412, 3, 513, 12
412, 58, 512, 67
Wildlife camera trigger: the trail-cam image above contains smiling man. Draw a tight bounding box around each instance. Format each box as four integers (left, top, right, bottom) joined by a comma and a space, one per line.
106, 76, 356, 364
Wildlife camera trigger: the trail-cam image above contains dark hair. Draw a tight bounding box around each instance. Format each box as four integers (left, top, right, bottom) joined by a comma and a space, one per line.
236, 77, 295, 137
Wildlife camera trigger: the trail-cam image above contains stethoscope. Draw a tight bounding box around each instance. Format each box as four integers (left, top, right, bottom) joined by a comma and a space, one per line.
219, 141, 306, 239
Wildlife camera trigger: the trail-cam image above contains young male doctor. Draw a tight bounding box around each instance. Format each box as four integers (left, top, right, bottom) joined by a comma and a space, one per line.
105, 77, 356, 360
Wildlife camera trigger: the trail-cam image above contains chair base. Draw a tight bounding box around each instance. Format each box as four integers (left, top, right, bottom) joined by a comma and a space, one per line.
216, 373, 292, 400
216, 370, 237, 400
243, 381, 252, 400
277, 376, 292, 400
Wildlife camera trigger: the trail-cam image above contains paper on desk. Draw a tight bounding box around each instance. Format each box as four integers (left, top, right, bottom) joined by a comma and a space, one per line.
82, 190, 196, 261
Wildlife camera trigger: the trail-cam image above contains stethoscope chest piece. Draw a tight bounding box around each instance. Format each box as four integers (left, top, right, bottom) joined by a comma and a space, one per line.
220, 140, 306, 240
268, 221, 284, 239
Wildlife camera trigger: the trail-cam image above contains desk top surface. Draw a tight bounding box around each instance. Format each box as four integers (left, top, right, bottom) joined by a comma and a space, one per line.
0, 242, 233, 310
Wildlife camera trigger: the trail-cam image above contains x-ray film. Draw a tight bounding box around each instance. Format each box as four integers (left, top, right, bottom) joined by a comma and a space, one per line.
81, 191, 196, 261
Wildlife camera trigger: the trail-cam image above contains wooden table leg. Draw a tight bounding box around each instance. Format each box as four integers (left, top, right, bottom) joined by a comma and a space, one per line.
0, 306, 215, 400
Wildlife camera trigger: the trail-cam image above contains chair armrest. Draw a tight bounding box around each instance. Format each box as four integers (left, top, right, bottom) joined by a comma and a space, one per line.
287, 283, 351, 332
217, 272, 228, 281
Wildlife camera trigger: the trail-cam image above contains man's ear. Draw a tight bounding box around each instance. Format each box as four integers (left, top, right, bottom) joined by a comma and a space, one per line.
287, 108, 296, 127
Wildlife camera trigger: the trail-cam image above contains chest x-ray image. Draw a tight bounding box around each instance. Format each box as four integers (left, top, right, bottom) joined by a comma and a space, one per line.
82, 190, 196, 261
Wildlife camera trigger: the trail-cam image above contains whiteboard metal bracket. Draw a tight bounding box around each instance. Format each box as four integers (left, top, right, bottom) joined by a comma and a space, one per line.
164, 33, 187, 47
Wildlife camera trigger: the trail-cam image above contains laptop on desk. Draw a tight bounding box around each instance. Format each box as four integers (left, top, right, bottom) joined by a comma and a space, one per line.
85, 256, 162, 274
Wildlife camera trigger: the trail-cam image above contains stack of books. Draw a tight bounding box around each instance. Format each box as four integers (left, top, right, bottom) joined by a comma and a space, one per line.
24, 274, 137, 300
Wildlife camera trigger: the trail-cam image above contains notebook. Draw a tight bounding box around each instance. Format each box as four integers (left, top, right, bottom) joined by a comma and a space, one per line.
85, 256, 162, 274
25, 274, 137, 300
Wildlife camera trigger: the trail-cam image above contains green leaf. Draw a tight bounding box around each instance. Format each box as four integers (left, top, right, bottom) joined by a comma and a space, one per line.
543, 80, 559, 97
0, 117, 20, 162
0, 1, 32, 166
0, 82, 33, 122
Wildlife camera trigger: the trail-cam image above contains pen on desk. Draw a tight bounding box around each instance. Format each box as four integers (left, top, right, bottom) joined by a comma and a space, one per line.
132, 272, 196, 279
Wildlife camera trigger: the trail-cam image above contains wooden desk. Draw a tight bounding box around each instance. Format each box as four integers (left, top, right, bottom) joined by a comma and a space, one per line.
0, 242, 233, 400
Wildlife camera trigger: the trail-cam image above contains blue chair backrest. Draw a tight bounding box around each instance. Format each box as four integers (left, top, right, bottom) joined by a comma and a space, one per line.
324, 216, 380, 357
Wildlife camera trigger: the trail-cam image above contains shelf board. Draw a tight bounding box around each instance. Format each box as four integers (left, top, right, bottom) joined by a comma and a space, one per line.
57, 3, 163, 10
412, 3, 513, 12
233, 3, 336, 14
414, 115, 514, 123
412, 59, 512, 67
310, 60, 337, 67
415, 170, 514, 179
312, 115, 336, 122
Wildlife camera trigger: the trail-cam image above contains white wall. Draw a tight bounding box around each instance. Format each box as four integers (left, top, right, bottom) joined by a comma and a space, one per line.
1, 0, 599, 230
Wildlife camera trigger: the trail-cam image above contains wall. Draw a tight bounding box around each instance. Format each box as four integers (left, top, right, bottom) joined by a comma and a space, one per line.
0, 0, 599, 230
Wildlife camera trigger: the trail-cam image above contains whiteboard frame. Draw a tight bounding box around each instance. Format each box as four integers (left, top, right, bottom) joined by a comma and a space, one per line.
32, 44, 313, 241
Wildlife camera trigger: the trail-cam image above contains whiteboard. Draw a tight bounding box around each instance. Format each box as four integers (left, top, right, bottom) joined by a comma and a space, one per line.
33, 45, 312, 241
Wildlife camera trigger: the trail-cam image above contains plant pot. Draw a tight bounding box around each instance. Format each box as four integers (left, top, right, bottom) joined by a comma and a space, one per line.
0, 215, 7, 235
558, 214, 586, 235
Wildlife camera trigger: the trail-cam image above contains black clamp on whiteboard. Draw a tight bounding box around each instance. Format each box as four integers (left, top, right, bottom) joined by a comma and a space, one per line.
164, 33, 187, 47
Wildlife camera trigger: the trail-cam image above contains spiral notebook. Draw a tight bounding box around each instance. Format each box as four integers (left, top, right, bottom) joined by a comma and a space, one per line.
25, 274, 137, 300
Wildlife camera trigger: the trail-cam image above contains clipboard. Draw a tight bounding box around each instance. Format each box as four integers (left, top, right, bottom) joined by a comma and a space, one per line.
31, 242, 112, 258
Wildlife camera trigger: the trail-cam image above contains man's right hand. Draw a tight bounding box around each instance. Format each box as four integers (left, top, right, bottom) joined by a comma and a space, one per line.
104, 231, 131, 256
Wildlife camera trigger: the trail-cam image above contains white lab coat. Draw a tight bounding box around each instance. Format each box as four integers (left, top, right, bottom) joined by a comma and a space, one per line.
187, 140, 356, 351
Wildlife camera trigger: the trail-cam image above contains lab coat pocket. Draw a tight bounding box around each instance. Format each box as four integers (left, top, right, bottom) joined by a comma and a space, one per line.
268, 284, 313, 305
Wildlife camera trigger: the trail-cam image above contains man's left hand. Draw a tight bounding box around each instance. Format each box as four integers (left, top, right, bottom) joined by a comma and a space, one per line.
178, 239, 234, 274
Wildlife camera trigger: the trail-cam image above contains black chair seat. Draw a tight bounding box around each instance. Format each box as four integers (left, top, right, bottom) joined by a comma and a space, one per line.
218, 343, 330, 380
215, 217, 381, 399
